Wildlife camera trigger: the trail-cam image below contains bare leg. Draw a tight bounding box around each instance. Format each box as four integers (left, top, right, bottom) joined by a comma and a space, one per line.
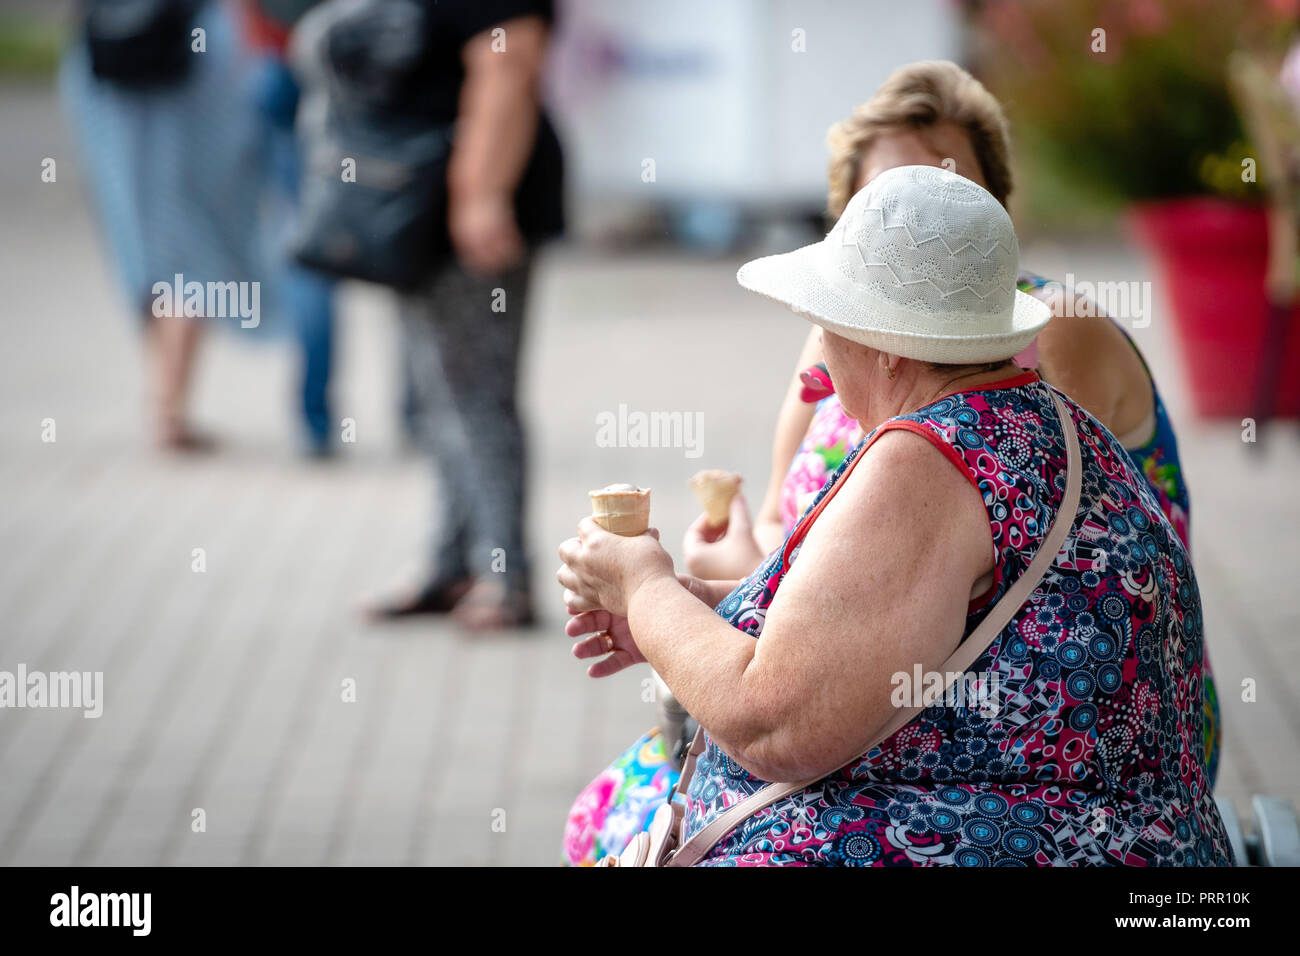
148, 311, 211, 451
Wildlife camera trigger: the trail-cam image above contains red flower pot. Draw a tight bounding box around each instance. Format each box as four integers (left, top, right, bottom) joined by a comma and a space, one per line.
1128, 199, 1299, 419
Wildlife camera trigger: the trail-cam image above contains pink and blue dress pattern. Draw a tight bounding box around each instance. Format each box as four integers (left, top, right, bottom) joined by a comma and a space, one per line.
684, 373, 1232, 866
780, 273, 1218, 783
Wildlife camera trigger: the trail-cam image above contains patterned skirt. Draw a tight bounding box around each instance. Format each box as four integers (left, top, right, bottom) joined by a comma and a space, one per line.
59, 0, 270, 315
562, 729, 678, 866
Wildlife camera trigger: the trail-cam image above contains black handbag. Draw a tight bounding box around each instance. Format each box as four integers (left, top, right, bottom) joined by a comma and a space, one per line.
84, 0, 199, 86
291, 112, 452, 289
289, 0, 452, 288
289, 0, 563, 287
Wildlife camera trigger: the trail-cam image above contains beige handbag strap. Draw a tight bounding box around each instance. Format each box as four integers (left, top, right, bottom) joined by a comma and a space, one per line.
666, 389, 1083, 867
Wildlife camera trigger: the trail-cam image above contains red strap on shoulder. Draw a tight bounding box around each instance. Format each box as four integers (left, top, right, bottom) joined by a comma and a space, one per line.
779, 423, 893, 575
778, 419, 998, 612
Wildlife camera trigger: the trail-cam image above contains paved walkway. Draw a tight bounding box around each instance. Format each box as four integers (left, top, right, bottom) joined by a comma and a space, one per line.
1, 83, 1297, 864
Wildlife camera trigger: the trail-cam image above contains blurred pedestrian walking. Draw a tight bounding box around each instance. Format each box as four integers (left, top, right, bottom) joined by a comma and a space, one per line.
61, 0, 269, 450
238, 0, 338, 457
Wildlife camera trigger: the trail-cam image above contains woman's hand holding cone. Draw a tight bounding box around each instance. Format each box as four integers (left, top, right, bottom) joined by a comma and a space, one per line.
683, 492, 765, 580
557, 518, 671, 620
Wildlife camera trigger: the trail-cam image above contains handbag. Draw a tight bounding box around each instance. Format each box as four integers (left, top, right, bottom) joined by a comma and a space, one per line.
84, 0, 200, 86
288, 0, 452, 288
599, 388, 1084, 867
291, 112, 452, 288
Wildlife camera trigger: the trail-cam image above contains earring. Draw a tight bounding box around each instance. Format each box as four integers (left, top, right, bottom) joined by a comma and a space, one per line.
886, 364, 896, 381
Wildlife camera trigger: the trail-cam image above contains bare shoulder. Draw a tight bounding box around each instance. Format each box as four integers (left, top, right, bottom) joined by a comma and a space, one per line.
1031, 287, 1153, 437
802, 425, 992, 581
843, 424, 974, 502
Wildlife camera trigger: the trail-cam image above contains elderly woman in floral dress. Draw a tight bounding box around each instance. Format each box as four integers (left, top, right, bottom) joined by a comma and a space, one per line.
561, 61, 1219, 867
559, 165, 1231, 866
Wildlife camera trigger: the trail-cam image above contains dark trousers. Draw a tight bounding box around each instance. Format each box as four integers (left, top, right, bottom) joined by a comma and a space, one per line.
399, 258, 533, 592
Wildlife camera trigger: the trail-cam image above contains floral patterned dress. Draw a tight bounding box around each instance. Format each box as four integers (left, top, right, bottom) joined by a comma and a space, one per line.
562, 729, 677, 865
781, 274, 1218, 783
561, 276, 1218, 865
686, 372, 1231, 865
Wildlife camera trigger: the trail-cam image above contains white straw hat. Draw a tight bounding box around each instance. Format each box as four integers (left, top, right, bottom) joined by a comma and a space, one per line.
737, 165, 1051, 363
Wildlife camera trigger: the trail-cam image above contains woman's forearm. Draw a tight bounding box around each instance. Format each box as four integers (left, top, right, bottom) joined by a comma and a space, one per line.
448, 21, 545, 202
629, 574, 778, 773
676, 574, 740, 608
749, 329, 819, 559
752, 519, 786, 555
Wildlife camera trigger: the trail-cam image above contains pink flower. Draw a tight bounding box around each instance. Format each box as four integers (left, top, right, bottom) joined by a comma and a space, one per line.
1268, 0, 1300, 21
561, 770, 620, 865
1127, 0, 1166, 35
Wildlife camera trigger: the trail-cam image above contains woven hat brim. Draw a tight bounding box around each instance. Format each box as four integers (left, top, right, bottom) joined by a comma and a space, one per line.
737, 243, 1052, 364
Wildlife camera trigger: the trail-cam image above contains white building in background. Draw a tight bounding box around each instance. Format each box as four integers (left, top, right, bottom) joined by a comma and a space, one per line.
547, 0, 959, 213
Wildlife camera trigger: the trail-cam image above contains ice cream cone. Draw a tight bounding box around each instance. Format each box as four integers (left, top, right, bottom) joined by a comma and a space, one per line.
689, 469, 741, 527
588, 483, 651, 536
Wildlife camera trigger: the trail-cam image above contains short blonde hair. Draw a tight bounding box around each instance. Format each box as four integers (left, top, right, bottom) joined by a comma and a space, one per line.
826, 60, 1013, 219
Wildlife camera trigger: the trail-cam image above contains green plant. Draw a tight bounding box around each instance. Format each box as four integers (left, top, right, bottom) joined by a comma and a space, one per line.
0, 15, 62, 78
972, 0, 1293, 203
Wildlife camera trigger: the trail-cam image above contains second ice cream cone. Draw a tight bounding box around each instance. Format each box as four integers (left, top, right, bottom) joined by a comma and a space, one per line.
689, 469, 741, 527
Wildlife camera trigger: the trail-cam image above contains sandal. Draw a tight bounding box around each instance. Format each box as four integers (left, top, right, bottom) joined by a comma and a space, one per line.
451, 580, 536, 632
365, 576, 474, 620
158, 419, 217, 454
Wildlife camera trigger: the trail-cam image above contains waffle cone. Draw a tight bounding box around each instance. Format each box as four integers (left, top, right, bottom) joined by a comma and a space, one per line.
588, 484, 651, 536
689, 470, 741, 527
